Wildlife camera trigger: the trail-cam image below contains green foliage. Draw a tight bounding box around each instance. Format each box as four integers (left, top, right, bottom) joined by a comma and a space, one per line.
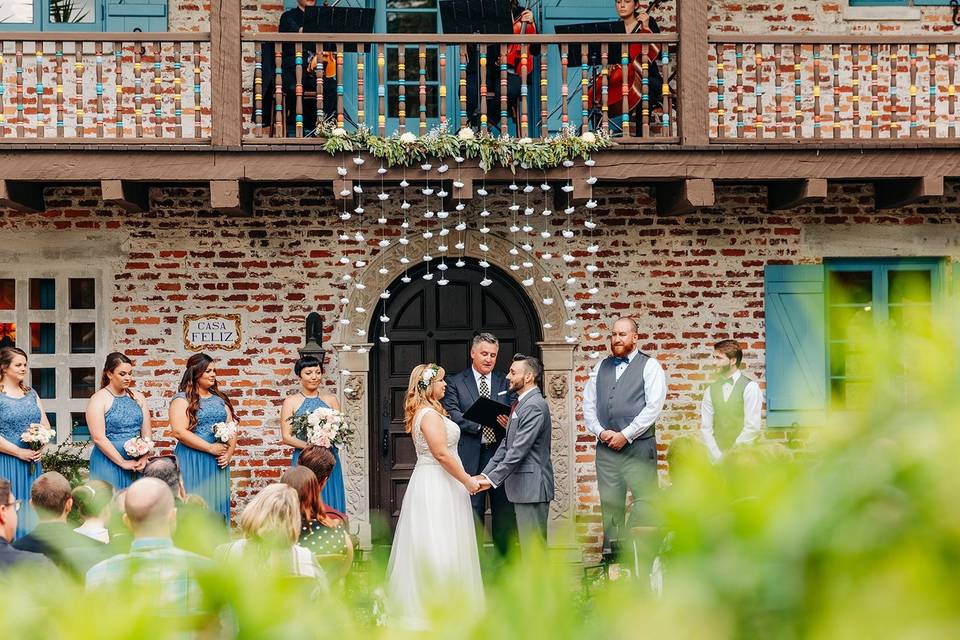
49, 0, 90, 24
41, 440, 90, 487
315, 123, 612, 171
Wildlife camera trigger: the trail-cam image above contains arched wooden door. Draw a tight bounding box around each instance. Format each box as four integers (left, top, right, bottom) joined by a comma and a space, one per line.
368, 259, 541, 542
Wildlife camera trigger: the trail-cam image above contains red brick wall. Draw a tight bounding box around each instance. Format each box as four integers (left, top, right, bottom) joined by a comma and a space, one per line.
3, 181, 959, 553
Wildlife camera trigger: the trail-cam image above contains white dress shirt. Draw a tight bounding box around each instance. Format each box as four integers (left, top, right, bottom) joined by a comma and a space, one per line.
473, 368, 491, 397
699, 369, 763, 462
582, 349, 667, 443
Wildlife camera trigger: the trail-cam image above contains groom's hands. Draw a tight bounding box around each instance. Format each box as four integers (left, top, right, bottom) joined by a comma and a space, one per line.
473, 475, 493, 491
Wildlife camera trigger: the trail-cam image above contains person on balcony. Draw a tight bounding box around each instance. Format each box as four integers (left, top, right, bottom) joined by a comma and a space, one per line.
466, 0, 540, 133
279, 0, 339, 136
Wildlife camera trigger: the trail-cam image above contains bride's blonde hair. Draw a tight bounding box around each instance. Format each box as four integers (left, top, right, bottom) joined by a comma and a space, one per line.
404, 363, 448, 433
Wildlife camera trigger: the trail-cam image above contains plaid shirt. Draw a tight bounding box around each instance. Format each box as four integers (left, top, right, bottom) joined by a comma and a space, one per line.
85, 538, 212, 618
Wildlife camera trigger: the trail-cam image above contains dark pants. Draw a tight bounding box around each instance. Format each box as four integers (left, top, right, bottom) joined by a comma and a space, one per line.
473, 442, 518, 556
285, 75, 339, 137
466, 65, 522, 133
595, 432, 658, 552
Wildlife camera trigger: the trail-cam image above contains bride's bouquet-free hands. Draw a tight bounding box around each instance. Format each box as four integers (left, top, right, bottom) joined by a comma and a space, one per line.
289, 407, 353, 449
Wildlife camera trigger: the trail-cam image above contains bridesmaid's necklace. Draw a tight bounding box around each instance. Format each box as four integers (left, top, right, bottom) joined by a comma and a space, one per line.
105, 386, 125, 398
300, 390, 321, 399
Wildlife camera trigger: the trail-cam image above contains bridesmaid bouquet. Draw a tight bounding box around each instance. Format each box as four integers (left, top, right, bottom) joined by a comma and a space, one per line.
290, 407, 352, 449
123, 436, 154, 458
212, 420, 239, 444
21, 422, 56, 474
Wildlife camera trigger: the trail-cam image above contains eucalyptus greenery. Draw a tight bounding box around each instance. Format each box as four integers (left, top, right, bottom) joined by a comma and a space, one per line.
315, 123, 612, 171
40, 440, 90, 487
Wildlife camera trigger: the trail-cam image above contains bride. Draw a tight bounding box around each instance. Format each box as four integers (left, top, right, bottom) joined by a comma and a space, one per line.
386, 363, 485, 630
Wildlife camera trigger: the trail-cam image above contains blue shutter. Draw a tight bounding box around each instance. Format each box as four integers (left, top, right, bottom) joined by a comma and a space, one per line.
105, 0, 168, 32
764, 264, 827, 428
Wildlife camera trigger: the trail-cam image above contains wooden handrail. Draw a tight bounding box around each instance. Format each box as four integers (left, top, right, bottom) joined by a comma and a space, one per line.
0, 32, 209, 42
708, 34, 960, 45
243, 33, 678, 44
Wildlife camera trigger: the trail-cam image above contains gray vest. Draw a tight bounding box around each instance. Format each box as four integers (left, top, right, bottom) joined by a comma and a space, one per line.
709, 374, 751, 451
596, 352, 655, 439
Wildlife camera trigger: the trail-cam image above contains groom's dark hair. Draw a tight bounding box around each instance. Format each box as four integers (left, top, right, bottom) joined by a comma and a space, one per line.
512, 353, 542, 382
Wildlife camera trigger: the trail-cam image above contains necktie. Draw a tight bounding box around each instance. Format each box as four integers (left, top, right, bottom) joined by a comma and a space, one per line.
613, 356, 630, 366
479, 376, 497, 444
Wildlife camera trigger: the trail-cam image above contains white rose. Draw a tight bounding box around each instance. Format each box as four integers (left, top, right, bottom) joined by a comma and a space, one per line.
519, 137, 533, 145
580, 131, 597, 144
399, 132, 417, 144
458, 127, 475, 140
331, 127, 347, 137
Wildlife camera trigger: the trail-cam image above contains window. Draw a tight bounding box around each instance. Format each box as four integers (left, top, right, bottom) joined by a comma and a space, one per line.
0, 271, 105, 442
0, 0, 168, 33
382, 0, 443, 127
764, 259, 945, 427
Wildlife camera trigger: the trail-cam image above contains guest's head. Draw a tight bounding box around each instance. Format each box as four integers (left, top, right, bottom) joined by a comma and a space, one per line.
123, 478, 177, 539
615, 0, 642, 20
0, 346, 30, 393
238, 484, 301, 547
712, 339, 743, 377
404, 364, 448, 432
281, 465, 334, 527
142, 456, 186, 501
100, 352, 134, 393
179, 353, 235, 431
0, 478, 18, 543
507, 353, 542, 393
72, 480, 113, 524
30, 472, 73, 522
294, 355, 323, 394
609, 316, 640, 358
470, 332, 499, 376
297, 0, 317, 10
296, 445, 336, 489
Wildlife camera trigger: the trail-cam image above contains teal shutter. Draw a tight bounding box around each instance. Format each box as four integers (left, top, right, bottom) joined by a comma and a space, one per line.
105, 1, 168, 32
764, 264, 827, 428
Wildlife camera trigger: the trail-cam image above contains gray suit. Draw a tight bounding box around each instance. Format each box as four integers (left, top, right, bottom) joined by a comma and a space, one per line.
482, 387, 554, 553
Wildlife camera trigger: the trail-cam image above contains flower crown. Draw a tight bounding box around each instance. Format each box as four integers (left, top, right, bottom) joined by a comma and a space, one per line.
418, 365, 440, 391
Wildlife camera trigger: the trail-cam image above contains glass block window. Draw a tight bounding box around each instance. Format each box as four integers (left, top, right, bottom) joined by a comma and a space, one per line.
0, 271, 105, 442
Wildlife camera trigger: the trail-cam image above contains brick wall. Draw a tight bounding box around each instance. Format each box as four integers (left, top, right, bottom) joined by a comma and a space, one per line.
2, 180, 959, 553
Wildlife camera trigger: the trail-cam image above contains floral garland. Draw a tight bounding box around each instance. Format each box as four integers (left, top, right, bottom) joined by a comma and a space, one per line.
316, 123, 612, 171
418, 364, 441, 391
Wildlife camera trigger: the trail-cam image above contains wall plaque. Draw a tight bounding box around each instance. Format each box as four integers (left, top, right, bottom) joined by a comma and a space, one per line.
183, 314, 242, 351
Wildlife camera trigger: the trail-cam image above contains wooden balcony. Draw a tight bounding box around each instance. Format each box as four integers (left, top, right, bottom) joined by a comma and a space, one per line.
0, 4, 957, 214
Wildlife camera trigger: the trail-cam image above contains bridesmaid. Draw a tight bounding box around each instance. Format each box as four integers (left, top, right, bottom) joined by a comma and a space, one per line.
86, 353, 153, 490
0, 347, 50, 539
279, 355, 346, 513
170, 353, 237, 523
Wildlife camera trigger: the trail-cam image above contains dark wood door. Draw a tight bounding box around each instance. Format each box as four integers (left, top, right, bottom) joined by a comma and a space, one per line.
369, 260, 540, 541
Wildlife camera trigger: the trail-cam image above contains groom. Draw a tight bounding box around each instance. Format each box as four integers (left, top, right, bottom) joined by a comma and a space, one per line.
476, 354, 554, 555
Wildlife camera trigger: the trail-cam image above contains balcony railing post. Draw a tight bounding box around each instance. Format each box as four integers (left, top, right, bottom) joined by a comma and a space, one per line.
211, 0, 242, 147
678, 0, 709, 145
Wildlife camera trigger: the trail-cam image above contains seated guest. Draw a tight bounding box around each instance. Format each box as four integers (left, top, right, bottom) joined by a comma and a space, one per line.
216, 483, 327, 590
0, 477, 54, 572
104, 489, 131, 554
71, 480, 113, 543
86, 478, 215, 627
280, 0, 338, 136
13, 472, 109, 579
141, 456, 229, 557
281, 464, 353, 584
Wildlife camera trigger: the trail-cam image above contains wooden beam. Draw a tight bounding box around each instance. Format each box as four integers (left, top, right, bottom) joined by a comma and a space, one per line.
210, 180, 253, 215
0, 180, 44, 212
100, 179, 150, 213
210, 0, 242, 147
677, 0, 709, 146
452, 177, 473, 200
874, 176, 944, 210
767, 178, 828, 211
656, 178, 715, 216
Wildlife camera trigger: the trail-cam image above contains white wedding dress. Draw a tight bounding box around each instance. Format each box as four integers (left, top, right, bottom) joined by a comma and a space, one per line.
386, 407, 485, 630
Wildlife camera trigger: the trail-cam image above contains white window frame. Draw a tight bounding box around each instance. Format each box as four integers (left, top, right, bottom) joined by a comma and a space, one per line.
0, 269, 108, 443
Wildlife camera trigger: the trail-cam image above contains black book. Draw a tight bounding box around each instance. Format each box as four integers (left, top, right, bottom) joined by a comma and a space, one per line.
463, 396, 512, 426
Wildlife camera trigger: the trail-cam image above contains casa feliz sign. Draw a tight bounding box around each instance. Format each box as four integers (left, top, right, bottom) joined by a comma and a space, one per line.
183, 313, 242, 351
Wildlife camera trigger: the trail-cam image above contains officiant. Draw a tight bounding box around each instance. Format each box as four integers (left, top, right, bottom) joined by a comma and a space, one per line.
443, 332, 518, 556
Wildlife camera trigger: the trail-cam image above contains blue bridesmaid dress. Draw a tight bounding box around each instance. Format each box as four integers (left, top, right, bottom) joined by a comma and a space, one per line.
89, 393, 145, 491
0, 390, 43, 539
173, 393, 231, 523
291, 395, 346, 514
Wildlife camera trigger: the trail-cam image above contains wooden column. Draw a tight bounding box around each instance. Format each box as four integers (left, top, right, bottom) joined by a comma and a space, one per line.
677, 0, 710, 146
210, 0, 242, 147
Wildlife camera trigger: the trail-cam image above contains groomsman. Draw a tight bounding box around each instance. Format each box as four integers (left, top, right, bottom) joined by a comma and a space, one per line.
443, 332, 518, 555
583, 317, 667, 553
699, 339, 763, 462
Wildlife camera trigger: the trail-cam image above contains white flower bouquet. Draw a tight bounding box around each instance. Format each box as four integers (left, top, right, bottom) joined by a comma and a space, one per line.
123, 436, 154, 458
21, 422, 55, 473
290, 407, 352, 449
212, 420, 239, 443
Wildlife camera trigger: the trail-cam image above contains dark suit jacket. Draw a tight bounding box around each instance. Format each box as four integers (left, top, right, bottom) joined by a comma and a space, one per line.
13, 521, 109, 579
0, 538, 55, 572
443, 367, 515, 475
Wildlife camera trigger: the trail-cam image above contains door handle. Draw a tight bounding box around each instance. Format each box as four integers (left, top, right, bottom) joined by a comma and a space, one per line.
382, 429, 389, 458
